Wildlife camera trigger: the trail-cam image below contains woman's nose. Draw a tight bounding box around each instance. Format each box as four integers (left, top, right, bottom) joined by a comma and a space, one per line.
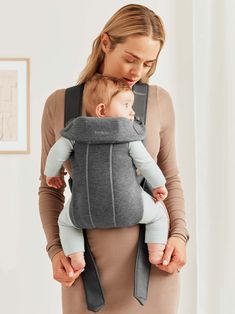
130, 64, 143, 78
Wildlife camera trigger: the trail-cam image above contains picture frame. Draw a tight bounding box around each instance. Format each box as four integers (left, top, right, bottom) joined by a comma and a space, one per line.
0, 58, 30, 154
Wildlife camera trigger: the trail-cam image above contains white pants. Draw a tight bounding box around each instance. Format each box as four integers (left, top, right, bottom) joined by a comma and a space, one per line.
58, 188, 169, 256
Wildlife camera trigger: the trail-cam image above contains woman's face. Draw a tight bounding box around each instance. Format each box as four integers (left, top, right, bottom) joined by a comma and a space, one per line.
100, 34, 161, 87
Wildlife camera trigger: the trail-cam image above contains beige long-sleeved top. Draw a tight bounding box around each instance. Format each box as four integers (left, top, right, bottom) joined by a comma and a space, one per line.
38, 84, 189, 261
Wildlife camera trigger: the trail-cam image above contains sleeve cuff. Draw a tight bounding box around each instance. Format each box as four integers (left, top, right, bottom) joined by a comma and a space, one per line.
46, 240, 63, 261
170, 232, 190, 244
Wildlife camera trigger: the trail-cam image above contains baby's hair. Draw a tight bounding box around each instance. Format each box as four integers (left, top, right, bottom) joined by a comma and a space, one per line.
83, 74, 133, 116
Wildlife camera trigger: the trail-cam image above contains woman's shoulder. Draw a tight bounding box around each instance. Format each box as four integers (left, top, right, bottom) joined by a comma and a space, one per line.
42, 88, 66, 134
43, 88, 66, 120
148, 84, 173, 107
44, 88, 66, 110
147, 84, 175, 128
148, 84, 174, 113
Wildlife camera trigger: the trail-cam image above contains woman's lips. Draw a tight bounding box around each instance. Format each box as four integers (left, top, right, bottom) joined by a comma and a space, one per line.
123, 78, 136, 86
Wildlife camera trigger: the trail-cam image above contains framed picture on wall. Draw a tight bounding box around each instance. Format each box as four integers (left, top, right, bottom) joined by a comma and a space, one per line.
0, 58, 30, 154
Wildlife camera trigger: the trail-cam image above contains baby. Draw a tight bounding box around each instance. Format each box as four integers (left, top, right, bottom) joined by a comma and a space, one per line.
44, 74, 169, 273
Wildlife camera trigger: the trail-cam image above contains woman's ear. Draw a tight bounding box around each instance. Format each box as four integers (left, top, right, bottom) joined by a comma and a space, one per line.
100, 33, 111, 53
96, 103, 106, 117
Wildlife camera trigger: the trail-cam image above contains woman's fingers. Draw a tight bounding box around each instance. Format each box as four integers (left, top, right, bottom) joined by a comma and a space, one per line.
52, 252, 74, 283
162, 243, 174, 266
156, 237, 187, 274
62, 268, 85, 288
157, 260, 179, 274
73, 268, 85, 279
53, 251, 85, 288
60, 255, 75, 278
54, 268, 72, 281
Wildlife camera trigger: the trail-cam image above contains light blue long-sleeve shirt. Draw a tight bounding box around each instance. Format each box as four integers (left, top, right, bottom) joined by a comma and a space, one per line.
44, 137, 166, 188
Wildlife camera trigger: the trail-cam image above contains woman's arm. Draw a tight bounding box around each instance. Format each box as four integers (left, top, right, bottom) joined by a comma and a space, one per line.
154, 87, 189, 273
38, 91, 89, 285
38, 91, 66, 260
157, 88, 189, 243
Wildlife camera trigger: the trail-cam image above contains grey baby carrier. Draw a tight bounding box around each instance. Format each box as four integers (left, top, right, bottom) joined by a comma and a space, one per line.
60, 116, 145, 229
64, 83, 151, 312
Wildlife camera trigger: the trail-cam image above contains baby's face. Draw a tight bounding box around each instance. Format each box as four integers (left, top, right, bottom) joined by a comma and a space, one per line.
105, 90, 135, 121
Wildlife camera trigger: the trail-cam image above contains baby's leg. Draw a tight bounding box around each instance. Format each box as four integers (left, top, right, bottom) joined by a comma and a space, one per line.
139, 188, 169, 265
58, 198, 85, 271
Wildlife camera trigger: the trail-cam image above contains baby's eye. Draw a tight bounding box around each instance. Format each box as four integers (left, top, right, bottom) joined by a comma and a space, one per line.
124, 103, 129, 108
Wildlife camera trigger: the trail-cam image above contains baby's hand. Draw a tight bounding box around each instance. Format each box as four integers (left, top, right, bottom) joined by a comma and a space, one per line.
46, 176, 65, 189
152, 186, 168, 201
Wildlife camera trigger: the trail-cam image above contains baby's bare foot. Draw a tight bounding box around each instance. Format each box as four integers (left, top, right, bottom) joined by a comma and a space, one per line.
69, 252, 86, 272
149, 251, 164, 265
148, 243, 165, 265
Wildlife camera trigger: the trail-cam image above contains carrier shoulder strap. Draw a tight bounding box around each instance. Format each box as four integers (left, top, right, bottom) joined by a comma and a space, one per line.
132, 83, 148, 123
64, 84, 84, 126
64, 82, 150, 312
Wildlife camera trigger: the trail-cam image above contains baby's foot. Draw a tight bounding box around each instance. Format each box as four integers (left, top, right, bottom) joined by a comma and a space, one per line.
69, 252, 86, 272
147, 243, 166, 265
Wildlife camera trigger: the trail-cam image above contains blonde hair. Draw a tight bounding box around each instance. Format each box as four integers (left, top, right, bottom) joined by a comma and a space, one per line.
78, 4, 165, 84
83, 74, 132, 116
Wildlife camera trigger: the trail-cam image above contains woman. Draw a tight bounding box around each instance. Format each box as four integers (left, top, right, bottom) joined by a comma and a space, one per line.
39, 4, 189, 314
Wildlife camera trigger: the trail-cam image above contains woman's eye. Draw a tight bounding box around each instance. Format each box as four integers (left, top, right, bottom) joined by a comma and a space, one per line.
144, 63, 152, 68
125, 57, 153, 68
125, 59, 135, 63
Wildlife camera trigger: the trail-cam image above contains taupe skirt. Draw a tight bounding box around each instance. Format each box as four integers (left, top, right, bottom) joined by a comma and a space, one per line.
62, 224, 180, 314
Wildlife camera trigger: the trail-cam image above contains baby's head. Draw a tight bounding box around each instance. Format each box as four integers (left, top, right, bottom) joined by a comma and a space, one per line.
83, 74, 135, 121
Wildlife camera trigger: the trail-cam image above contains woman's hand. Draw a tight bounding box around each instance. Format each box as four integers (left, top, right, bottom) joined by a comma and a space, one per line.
156, 237, 187, 274
52, 250, 84, 288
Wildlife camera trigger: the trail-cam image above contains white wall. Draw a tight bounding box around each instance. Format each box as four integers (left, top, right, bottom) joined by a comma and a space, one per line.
0, 1, 196, 313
